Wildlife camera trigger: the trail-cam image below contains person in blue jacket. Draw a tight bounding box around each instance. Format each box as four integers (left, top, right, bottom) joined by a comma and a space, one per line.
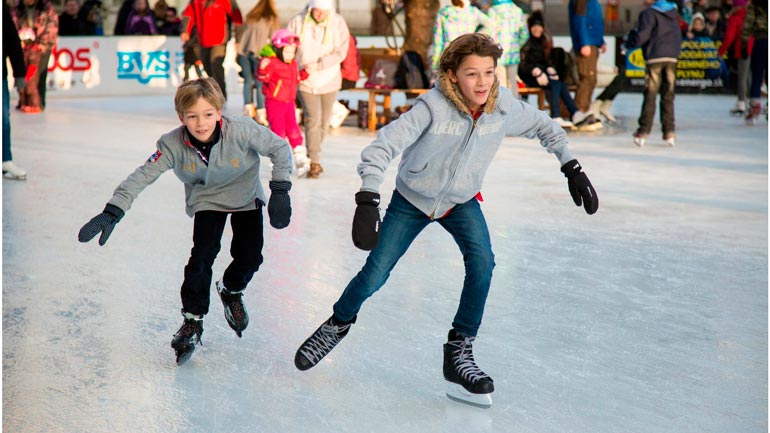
293, 33, 599, 408
568, 0, 606, 128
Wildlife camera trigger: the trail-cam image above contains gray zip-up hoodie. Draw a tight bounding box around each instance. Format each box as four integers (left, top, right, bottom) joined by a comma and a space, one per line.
358, 73, 574, 219
108, 115, 292, 217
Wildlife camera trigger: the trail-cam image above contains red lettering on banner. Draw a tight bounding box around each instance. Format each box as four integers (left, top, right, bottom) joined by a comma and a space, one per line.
49, 47, 92, 72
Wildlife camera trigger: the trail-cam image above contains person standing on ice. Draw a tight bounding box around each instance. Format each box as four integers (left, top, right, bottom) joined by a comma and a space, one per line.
256, 29, 311, 177
77, 78, 293, 366
293, 33, 599, 408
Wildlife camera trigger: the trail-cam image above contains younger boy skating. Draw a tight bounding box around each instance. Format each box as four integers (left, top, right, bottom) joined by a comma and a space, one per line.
293, 33, 598, 408
78, 78, 293, 365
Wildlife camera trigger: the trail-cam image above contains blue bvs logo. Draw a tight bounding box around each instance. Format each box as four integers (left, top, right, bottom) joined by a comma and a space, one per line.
117, 50, 170, 84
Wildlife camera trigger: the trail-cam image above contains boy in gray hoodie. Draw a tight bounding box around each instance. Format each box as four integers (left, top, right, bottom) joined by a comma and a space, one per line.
293, 33, 598, 408
78, 78, 293, 365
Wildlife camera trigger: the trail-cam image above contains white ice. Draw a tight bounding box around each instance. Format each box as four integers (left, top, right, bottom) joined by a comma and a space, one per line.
3, 91, 767, 433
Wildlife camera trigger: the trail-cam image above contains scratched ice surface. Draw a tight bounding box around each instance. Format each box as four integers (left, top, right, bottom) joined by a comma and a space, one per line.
3, 92, 767, 433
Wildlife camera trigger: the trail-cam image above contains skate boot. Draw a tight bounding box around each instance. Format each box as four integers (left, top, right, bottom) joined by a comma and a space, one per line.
243, 103, 256, 119
292, 145, 311, 178
746, 99, 762, 125
294, 314, 356, 371
307, 162, 323, 179
3, 161, 27, 180
171, 310, 204, 366
216, 280, 249, 337
663, 133, 676, 147
443, 329, 494, 409
633, 132, 647, 147
598, 100, 617, 124
730, 100, 747, 117
256, 108, 268, 126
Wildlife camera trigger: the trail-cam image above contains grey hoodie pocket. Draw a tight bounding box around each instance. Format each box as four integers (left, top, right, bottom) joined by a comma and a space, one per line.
407, 163, 428, 174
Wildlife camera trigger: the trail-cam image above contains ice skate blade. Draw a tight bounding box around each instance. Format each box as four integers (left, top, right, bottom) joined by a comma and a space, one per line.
446, 384, 492, 409
175, 348, 195, 366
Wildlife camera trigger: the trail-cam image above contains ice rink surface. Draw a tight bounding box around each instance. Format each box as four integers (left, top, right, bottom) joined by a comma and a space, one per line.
3, 91, 767, 433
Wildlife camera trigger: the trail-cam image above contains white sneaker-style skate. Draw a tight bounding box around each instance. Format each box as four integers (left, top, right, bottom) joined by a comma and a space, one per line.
293, 145, 311, 178
552, 117, 575, 130
443, 329, 494, 409
633, 133, 647, 147
598, 100, 617, 123
2, 161, 27, 180
663, 134, 676, 147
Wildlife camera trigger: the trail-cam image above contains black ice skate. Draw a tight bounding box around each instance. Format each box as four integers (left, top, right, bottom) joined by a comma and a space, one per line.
216, 281, 249, 337
171, 310, 203, 366
294, 315, 356, 371
443, 329, 494, 409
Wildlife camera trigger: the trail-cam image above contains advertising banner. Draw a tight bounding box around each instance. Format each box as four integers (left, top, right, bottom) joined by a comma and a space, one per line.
33, 36, 239, 98
625, 37, 728, 91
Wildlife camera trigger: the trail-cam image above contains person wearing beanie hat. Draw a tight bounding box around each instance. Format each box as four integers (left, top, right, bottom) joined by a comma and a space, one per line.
488, 0, 529, 97
718, 0, 754, 116
519, 10, 582, 129
308, 0, 333, 10
687, 12, 709, 38
287, 1, 350, 178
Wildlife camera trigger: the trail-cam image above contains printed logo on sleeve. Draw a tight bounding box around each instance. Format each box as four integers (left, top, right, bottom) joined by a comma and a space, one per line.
148, 149, 162, 163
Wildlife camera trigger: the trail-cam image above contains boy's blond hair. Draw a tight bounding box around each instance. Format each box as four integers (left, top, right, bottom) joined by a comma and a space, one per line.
174, 78, 226, 115
438, 33, 503, 74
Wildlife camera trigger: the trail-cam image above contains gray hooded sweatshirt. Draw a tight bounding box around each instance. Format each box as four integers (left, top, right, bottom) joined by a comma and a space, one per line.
108, 115, 292, 217
358, 73, 574, 219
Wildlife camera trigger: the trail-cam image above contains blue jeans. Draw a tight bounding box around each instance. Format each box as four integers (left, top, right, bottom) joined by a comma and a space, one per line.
3, 79, 11, 162
237, 53, 264, 108
548, 79, 578, 118
333, 190, 496, 337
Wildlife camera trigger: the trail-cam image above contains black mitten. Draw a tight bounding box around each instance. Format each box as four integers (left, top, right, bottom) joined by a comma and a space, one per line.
560, 159, 599, 215
78, 204, 125, 245
352, 191, 381, 251
268, 180, 292, 229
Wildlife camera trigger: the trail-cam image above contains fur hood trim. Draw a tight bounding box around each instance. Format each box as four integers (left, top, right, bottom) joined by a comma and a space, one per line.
436, 71, 500, 116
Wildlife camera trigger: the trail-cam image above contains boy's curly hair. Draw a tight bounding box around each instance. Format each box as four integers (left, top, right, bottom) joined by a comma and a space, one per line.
438, 33, 503, 73
174, 77, 226, 115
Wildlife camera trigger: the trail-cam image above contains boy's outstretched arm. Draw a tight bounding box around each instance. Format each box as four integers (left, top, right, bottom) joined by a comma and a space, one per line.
256, 127, 293, 229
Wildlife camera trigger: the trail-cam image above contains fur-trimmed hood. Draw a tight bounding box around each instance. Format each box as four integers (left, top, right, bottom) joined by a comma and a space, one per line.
435, 71, 500, 116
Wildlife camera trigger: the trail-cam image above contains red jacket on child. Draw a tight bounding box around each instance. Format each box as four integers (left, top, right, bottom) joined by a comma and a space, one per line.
256, 48, 309, 103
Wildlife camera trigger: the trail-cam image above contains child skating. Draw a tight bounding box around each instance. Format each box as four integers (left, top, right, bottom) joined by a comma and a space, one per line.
78, 78, 293, 365
256, 29, 311, 177
293, 33, 599, 408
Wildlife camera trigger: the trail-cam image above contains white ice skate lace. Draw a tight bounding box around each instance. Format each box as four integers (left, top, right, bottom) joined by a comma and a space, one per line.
300, 321, 352, 365
449, 337, 490, 384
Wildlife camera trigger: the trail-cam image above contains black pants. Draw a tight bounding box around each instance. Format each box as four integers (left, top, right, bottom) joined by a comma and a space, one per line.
181, 208, 264, 316
201, 44, 227, 99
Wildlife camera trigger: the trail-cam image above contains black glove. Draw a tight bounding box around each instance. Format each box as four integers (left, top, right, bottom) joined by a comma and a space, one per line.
78, 204, 125, 245
560, 159, 599, 215
352, 191, 381, 251
267, 180, 292, 229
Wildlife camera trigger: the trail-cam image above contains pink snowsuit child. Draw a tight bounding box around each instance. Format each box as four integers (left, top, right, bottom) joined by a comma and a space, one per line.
257, 29, 311, 176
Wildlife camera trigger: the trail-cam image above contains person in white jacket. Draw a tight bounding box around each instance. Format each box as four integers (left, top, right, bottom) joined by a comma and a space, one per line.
287, 0, 349, 178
